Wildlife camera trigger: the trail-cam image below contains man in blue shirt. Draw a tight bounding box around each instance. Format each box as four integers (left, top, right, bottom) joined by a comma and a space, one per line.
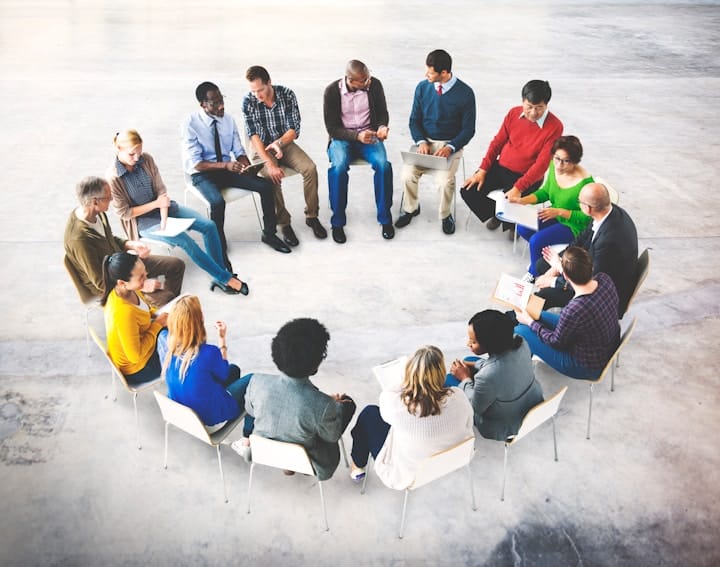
396, 49, 476, 235
243, 66, 327, 247
182, 81, 291, 270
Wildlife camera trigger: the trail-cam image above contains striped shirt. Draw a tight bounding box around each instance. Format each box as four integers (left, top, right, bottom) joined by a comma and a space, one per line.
530, 272, 620, 370
242, 85, 301, 145
114, 156, 160, 231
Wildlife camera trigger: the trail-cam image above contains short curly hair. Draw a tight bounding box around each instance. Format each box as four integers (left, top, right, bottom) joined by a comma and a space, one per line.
271, 318, 330, 378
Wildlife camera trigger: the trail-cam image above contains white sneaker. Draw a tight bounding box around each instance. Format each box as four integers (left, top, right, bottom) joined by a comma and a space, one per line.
521, 272, 535, 283
231, 439, 252, 463
350, 466, 366, 483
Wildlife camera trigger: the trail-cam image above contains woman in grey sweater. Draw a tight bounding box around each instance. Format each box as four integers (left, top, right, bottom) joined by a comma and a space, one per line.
447, 310, 543, 440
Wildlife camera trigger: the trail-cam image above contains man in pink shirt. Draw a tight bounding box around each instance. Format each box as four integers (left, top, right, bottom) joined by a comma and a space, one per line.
323, 60, 393, 243
461, 80, 563, 232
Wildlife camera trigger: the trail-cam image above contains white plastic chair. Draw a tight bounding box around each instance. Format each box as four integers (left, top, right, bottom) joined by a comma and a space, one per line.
183, 173, 263, 230
361, 435, 476, 539
622, 248, 650, 318
247, 434, 342, 531
153, 391, 243, 503
89, 327, 164, 449
533, 317, 637, 439
63, 254, 100, 357
501, 386, 568, 501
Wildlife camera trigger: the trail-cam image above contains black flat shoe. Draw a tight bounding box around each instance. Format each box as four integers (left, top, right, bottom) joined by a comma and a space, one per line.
332, 227, 346, 244
382, 224, 395, 239
395, 205, 420, 228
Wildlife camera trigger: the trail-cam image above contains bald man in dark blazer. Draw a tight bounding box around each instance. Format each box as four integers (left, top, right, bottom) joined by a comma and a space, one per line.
534, 182, 638, 317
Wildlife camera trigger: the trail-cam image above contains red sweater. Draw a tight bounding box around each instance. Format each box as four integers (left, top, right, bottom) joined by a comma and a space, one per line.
479, 106, 563, 193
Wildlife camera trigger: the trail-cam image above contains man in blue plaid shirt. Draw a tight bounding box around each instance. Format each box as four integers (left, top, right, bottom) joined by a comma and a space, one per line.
242, 66, 327, 247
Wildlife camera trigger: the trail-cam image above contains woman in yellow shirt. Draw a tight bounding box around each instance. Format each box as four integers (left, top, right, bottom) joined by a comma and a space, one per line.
101, 252, 168, 384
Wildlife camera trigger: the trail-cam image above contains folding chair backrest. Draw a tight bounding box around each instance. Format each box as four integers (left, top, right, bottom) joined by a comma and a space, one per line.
153, 391, 211, 444
88, 326, 132, 390
64, 254, 97, 304
625, 249, 650, 314
249, 434, 316, 476
511, 386, 568, 445
594, 317, 637, 384
410, 436, 475, 490
594, 177, 620, 204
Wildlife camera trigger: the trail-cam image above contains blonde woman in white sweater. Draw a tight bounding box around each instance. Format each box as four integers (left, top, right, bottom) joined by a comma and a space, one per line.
349, 345, 474, 489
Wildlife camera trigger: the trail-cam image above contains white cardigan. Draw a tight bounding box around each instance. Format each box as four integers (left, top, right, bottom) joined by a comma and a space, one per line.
374, 387, 474, 490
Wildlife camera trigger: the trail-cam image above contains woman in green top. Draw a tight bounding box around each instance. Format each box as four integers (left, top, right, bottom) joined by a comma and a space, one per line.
510, 135, 592, 278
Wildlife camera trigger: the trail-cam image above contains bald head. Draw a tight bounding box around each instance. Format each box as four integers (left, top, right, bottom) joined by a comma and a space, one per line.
346, 59, 368, 75
579, 182, 611, 216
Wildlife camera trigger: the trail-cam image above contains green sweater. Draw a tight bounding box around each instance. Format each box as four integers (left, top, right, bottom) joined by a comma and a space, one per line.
533, 162, 592, 236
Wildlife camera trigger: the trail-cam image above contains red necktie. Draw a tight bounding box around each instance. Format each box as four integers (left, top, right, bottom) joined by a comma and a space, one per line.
437, 84, 443, 96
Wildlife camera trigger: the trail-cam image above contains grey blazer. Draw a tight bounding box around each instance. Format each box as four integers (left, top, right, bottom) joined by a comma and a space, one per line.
461, 338, 543, 441
245, 373, 356, 481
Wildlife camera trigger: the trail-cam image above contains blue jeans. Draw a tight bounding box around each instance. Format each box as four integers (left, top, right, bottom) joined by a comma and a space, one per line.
350, 405, 391, 468
514, 311, 600, 380
124, 349, 161, 385
226, 370, 255, 437
327, 140, 393, 226
143, 202, 233, 284
517, 220, 574, 276
191, 170, 278, 262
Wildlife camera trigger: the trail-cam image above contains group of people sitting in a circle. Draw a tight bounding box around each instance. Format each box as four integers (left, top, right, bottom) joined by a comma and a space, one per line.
64, 47, 639, 489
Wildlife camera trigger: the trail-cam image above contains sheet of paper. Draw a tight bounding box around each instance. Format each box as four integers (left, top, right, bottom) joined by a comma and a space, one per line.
493, 273, 534, 310
148, 217, 194, 237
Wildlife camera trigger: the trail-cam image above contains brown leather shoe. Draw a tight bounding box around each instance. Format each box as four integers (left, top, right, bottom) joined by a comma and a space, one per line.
306, 217, 328, 239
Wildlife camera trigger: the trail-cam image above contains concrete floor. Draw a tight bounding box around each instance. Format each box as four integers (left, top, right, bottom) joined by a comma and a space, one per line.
1, 0, 719, 565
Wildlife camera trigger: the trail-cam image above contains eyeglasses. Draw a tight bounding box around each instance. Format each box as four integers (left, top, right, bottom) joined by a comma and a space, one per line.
346, 74, 371, 87
553, 155, 574, 165
94, 196, 112, 202
204, 94, 225, 108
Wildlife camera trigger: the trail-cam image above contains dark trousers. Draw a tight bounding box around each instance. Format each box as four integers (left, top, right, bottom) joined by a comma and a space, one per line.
533, 256, 576, 309
460, 162, 541, 227
350, 405, 391, 468
191, 170, 278, 261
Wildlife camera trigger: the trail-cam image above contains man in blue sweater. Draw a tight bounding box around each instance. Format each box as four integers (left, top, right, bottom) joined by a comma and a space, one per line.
396, 49, 476, 235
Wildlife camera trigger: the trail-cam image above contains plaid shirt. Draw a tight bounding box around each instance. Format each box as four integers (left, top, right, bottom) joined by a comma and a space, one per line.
530, 272, 620, 369
242, 85, 301, 145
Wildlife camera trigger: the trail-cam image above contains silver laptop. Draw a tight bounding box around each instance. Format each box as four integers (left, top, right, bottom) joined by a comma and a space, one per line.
401, 145, 459, 170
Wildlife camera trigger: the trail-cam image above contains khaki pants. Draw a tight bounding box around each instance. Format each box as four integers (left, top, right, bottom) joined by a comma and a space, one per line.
400, 140, 462, 219
251, 141, 319, 227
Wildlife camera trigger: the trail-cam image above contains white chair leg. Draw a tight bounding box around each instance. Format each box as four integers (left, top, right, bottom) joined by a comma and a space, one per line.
339, 437, 349, 468
217, 445, 228, 503
163, 422, 169, 469
85, 309, 91, 357
250, 193, 263, 230
360, 457, 370, 495
317, 480, 329, 531
246, 463, 255, 514
133, 392, 141, 450
467, 464, 477, 511
111, 371, 118, 401
586, 383, 594, 440
552, 416, 559, 461
611, 359, 617, 392
501, 444, 509, 502
398, 489, 410, 539
512, 226, 518, 254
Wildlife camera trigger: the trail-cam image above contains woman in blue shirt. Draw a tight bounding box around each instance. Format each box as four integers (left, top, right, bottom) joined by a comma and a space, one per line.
160, 295, 252, 430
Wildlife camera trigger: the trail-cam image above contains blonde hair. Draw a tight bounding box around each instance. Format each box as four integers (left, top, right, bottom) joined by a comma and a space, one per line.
113, 129, 143, 150
162, 295, 207, 381
400, 345, 450, 417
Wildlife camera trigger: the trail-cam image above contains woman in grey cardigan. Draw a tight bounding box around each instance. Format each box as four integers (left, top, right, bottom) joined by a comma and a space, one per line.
446, 310, 543, 441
